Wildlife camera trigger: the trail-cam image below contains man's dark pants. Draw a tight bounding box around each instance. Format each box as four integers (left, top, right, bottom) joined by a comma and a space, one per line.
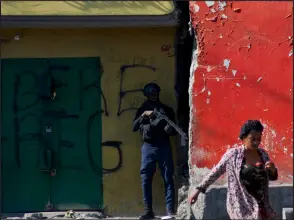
140, 141, 175, 213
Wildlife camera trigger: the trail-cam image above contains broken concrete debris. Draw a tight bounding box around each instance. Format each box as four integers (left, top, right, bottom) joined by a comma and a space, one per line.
4, 211, 104, 220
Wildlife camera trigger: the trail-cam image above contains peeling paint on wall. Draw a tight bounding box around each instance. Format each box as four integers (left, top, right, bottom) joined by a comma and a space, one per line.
193, 4, 200, 13
205, 1, 215, 8
189, 1, 293, 184
221, 14, 228, 19
218, 1, 227, 11
289, 49, 293, 57
223, 59, 230, 71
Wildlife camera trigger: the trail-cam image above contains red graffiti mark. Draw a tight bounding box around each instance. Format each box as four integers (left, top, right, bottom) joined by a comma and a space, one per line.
161, 44, 171, 52
160, 45, 175, 57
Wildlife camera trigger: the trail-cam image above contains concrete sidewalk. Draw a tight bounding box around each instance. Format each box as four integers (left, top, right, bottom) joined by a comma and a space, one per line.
2, 212, 178, 220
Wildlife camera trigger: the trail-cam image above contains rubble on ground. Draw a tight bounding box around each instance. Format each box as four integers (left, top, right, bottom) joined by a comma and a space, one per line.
4, 211, 104, 220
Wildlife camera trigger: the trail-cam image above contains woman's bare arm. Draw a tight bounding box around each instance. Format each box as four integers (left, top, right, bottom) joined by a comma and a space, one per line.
196, 148, 236, 193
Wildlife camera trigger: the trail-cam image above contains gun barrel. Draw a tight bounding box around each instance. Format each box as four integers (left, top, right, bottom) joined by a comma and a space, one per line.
154, 111, 188, 140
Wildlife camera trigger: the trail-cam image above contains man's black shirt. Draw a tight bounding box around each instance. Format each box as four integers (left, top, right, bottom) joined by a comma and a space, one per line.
132, 100, 176, 143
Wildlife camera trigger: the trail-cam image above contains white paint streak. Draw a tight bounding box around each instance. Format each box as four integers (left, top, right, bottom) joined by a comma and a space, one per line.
223, 59, 230, 71
205, 1, 215, 7
232, 70, 237, 76
206, 77, 244, 80
218, 1, 227, 11
289, 49, 293, 57
271, 130, 277, 137
207, 65, 216, 72
206, 99, 210, 104
208, 91, 212, 96
219, 34, 223, 39
291, 153, 293, 158
257, 77, 263, 83
221, 14, 228, 19
236, 82, 241, 87
193, 4, 200, 13
210, 8, 216, 13
243, 76, 247, 80
195, 87, 206, 96
281, 137, 286, 141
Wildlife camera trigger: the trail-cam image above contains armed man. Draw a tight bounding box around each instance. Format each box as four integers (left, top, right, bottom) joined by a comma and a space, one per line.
132, 83, 177, 220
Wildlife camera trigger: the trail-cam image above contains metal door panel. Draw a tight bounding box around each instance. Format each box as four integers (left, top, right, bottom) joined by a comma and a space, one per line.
1, 58, 50, 212
48, 58, 103, 210
1, 58, 103, 212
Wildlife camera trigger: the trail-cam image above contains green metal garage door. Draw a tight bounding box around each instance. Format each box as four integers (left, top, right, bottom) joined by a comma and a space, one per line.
1, 58, 103, 213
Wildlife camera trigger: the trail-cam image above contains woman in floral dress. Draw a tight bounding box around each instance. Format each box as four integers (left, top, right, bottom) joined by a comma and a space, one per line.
188, 120, 278, 220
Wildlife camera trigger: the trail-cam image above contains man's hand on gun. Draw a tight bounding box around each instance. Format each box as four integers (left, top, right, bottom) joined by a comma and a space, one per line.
141, 111, 154, 118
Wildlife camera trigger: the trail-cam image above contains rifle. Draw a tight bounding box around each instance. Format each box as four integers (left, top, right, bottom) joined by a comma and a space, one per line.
153, 108, 188, 147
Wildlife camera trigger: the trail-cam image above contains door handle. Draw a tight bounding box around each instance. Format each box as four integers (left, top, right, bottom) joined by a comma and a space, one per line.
40, 169, 56, 177
41, 149, 56, 176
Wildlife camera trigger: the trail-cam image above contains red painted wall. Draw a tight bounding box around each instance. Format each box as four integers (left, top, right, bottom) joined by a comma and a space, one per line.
189, 1, 293, 183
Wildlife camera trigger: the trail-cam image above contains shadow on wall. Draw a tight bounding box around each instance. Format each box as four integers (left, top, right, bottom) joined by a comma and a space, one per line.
64, 1, 173, 13
2, 1, 175, 15
191, 185, 293, 219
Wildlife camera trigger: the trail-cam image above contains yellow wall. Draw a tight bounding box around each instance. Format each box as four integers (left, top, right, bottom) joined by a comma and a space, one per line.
1, 28, 176, 216
1, 1, 175, 15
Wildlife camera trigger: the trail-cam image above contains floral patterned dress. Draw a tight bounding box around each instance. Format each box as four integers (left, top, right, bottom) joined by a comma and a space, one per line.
195, 146, 278, 220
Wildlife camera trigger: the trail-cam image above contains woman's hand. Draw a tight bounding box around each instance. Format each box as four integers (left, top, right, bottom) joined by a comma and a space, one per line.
265, 161, 276, 174
188, 189, 200, 205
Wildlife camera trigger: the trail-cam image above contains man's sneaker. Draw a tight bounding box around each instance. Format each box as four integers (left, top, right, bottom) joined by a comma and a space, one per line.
161, 211, 176, 220
139, 210, 155, 220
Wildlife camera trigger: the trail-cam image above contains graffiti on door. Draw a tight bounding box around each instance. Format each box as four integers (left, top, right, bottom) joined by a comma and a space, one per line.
12, 63, 105, 173
1, 58, 104, 212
